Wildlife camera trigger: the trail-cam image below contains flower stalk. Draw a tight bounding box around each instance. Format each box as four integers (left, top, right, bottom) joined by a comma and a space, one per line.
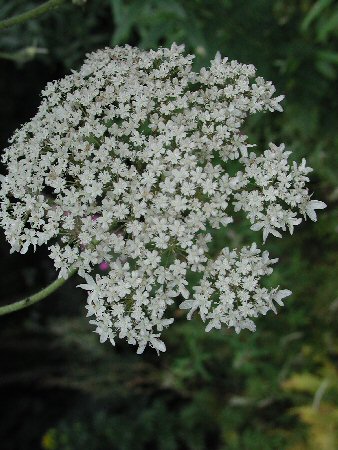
0, 265, 77, 316
0, 0, 67, 31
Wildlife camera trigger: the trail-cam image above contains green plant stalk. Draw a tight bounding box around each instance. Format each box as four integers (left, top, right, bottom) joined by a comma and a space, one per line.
0, 0, 67, 31
0, 265, 77, 316
0, 51, 18, 61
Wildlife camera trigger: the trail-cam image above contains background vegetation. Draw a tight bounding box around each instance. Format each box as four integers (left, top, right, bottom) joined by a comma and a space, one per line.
0, 1, 337, 449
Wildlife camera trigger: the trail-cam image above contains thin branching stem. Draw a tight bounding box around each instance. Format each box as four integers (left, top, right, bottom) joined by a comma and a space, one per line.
0, 0, 67, 31
0, 265, 77, 316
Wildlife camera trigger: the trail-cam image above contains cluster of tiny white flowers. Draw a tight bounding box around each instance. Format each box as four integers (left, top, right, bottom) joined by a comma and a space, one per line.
180, 243, 292, 334
0, 44, 326, 353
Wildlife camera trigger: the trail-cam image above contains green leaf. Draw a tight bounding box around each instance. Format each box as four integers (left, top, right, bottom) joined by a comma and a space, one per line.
301, 0, 334, 31
317, 50, 338, 64
315, 59, 337, 79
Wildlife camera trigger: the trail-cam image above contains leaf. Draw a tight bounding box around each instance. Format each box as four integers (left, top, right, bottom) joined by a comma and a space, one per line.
301, 0, 334, 32
317, 10, 338, 41
282, 373, 322, 393
316, 60, 337, 79
290, 404, 338, 450
317, 50, 338, 64
110, 0, 145, 45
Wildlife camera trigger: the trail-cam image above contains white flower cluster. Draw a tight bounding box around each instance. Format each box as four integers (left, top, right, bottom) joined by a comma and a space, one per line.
0, 44, 326, 353
180, 243, 292, 334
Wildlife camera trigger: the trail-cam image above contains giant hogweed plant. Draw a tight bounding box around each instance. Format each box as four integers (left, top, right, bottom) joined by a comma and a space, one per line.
0, 6, 326, 353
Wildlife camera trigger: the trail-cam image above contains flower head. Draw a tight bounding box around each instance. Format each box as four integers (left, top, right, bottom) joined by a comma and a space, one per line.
0, 44, 325, 353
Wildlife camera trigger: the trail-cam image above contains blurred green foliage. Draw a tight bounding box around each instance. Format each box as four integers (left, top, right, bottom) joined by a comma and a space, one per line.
0, 1, 337, 449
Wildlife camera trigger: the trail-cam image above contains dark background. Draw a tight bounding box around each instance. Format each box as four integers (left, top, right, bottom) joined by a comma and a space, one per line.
0, 1, 337, 449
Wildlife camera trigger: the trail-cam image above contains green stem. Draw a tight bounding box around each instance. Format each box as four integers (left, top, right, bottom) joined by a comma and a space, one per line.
0, 265, 77, 316
0, 0, 67, 31
0, 51, 17, 61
